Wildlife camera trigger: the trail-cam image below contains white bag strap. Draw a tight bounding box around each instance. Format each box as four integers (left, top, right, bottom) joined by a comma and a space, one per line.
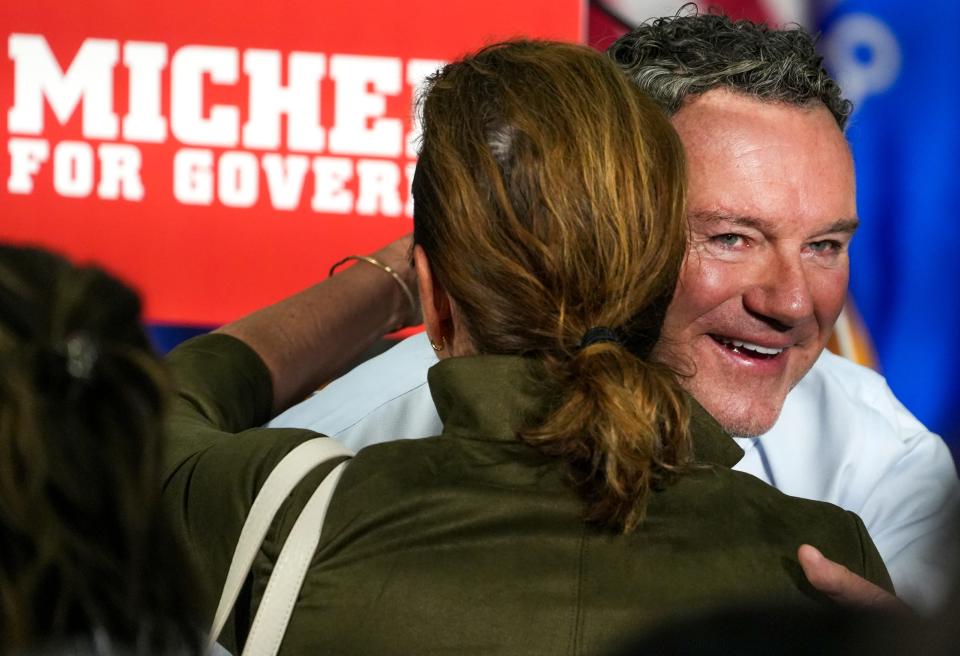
241, 459, 349, 656
206, 437, 353, 654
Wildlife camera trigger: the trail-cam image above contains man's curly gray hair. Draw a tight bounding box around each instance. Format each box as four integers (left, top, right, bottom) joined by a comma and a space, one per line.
606, 11, 852, 129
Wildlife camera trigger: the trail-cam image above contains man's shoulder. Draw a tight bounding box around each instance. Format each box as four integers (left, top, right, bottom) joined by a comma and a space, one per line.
754, 349, 955, 516
803, 350, 894, 404
783, 350, 930, 446
747, 349, 953, 509
772, 352, 958, 610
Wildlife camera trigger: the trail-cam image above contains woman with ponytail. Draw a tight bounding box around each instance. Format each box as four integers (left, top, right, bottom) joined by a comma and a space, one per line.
408, 38, 694, 532
162, 40, 892, 654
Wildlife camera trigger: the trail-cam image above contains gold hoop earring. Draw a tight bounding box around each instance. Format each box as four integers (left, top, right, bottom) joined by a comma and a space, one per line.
430, 336, 445, 352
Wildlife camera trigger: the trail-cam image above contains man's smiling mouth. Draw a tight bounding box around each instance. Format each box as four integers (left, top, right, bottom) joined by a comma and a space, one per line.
710, 335, 785, 360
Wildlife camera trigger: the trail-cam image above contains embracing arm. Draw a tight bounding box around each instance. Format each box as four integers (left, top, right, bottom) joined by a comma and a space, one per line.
163, 332, 346, 650
217, 235, 418, 415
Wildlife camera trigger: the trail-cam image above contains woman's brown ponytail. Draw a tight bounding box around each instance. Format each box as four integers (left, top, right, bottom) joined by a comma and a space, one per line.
525, 344, 691, 532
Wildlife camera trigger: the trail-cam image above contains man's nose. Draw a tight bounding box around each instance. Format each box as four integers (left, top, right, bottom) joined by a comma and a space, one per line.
742, 253, 814, 328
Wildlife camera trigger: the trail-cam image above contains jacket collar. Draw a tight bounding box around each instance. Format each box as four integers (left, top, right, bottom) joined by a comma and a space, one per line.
428, 355, 743, 468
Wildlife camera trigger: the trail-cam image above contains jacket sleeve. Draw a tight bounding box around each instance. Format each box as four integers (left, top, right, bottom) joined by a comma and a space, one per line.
848, 511, 895, 595
160, 333, 336, 646
163, 333, 314, 496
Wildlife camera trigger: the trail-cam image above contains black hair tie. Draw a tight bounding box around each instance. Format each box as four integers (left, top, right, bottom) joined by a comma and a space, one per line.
579, 326, 622, 350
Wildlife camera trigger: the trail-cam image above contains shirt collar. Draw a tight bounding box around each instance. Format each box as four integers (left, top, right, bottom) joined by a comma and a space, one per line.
428, 355, 742, 468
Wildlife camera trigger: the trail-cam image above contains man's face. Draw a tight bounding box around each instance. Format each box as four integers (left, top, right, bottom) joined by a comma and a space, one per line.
654, 89, 858, 437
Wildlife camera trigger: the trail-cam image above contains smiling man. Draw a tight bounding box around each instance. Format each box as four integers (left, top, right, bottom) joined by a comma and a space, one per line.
244, 14, 958, 611
658, 87, 858, 438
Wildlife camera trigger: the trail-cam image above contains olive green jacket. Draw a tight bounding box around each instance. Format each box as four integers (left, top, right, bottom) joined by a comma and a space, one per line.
162, 334, 892, 656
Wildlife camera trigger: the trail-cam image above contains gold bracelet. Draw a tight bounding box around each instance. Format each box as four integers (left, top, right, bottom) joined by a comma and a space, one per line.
328, 254, 417, 325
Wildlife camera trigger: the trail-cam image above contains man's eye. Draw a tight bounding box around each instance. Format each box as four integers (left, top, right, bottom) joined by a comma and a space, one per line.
711, 233, 744, 248
809, 240, 842, 253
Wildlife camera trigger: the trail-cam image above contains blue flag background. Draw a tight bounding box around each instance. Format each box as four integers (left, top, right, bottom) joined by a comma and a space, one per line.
818, 2, 960, 456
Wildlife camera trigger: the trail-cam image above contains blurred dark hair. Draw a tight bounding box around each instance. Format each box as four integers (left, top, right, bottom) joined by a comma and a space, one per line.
0, 245, 201, 652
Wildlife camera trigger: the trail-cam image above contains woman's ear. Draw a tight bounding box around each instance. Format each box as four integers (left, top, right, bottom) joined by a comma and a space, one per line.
414, 245, 452, 356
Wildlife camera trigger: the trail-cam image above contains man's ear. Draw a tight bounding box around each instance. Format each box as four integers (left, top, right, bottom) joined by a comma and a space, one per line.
414, 245, 452, 353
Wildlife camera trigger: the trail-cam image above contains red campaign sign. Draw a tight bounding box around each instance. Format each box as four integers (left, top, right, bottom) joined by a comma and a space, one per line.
0, 1, 584, 325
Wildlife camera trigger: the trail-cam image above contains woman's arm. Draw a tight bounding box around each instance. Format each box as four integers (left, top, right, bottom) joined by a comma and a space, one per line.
217, 235, 418, 415
162, 332, 345, 648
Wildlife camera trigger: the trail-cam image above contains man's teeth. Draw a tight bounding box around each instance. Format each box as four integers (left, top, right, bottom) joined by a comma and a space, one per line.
718, 337, 784, 356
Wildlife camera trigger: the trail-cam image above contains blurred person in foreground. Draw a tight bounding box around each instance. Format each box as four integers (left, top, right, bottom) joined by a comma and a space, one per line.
267, 13, 959, 611
163, 40, 890, 655
614, 560, 960, 656
0, 247, 202, 654
613, 603, 922, 656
